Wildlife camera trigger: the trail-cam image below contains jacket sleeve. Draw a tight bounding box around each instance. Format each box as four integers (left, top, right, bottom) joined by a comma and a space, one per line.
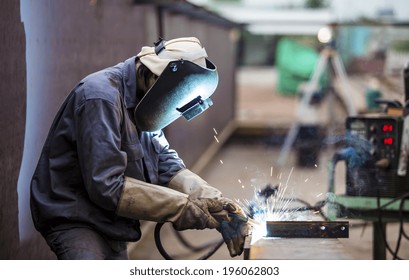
75, 98, 126, 212
152, 130, 186, 186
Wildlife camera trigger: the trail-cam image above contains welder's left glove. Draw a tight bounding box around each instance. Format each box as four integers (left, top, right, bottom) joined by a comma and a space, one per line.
168, 169, 222, 199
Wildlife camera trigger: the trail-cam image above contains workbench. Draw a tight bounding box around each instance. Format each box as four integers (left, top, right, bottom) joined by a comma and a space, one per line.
244, 236, 353, 260
327, 194, 409, 259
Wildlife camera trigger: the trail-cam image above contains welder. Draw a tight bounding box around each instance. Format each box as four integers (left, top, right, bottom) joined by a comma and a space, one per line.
30, 37, 248, 260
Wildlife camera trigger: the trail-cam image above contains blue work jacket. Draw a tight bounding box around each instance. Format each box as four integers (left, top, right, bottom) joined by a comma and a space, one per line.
30, 57, 185, 241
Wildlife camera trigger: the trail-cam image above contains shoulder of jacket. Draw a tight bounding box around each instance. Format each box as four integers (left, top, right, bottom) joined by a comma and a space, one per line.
77, 67, 124, 105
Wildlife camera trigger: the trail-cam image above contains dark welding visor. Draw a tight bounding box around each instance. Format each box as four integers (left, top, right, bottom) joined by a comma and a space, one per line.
134, 58, 218, 132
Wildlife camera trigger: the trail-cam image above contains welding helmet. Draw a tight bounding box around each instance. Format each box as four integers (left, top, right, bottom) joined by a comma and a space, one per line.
134, 37, 218, 132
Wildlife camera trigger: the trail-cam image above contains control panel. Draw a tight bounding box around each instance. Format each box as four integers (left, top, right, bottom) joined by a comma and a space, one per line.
345, 115, 409, 197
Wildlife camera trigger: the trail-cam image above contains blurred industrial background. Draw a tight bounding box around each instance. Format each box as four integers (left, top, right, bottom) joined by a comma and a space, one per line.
1, 0, 409, 260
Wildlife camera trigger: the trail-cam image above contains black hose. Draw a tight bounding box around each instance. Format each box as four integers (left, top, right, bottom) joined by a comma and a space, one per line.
197, 239, 225, 260
174, 230, 221, 252
376, 196, 403, 260
376, 191, 409, 258
400, 198, 409, 240
154, 222, 225, 260
392, 199, 405, 259
154, 223, 173, 260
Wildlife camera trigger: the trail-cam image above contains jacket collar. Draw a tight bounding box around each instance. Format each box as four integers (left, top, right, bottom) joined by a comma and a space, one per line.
122, 56, 138, 109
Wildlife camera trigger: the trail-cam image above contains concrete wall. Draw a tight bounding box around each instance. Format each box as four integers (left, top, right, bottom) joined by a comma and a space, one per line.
0, 0, 26, 260
1, 0, 237, 259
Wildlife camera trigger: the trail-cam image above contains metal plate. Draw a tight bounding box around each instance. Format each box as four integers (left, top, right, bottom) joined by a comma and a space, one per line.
266, 221, 349, 238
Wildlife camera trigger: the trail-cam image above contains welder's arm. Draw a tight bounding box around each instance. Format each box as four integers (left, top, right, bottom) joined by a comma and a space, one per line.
116, 176, 225, 231
168, 169, 222, 199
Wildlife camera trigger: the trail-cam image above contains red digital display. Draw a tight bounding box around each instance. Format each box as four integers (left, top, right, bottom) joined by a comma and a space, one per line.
382, 124, 393, 132
384, 137, 393, 145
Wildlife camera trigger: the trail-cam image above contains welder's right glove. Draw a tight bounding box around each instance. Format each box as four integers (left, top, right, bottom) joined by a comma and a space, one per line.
168, 169, 249, 256
117, 176, 224, 231
220, 214, 249, 257
217, 198, 249, 257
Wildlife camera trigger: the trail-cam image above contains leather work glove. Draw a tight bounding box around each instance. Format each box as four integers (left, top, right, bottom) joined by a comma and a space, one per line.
215, 198, 249, 257
172, 197, 225, 231
168, 169, 222, 199
220, 213, 249, 257
117, 176, 223, 231
168, 169, 249, 257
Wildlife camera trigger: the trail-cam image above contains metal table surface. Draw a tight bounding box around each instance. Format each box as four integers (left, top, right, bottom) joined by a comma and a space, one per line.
327, 195, 409, 259
244, 236, 353, 260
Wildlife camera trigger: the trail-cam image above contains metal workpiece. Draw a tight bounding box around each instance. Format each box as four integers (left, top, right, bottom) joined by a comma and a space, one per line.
243, 221, 352, 260
266, 221, 349, 238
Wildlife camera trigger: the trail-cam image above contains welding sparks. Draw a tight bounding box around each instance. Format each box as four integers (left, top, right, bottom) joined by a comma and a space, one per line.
219, 160, 224, 164
214, 135, 220, 143
237, 179, 245, 189
238, 167, 316, 244
285, 167, 294, 189
213, 128, 218, 135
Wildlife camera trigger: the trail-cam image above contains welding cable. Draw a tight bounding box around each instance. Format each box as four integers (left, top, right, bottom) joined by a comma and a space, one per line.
292, 198, 314, 208
376, 191, 409, 241
154, 223, 173, 260
375, 191, 409, 258
280, 198, 330, 220
400, 204, 409, 241
398, 194, 409, 241
279, 196, 323, 211
376, 196, 404, 260
271, 197, 313, 211
393, 195, 409, 258
395, 191, 409, 241
311, 199, 330, 221
154, 222, 224, 260
196, 239, 225, 260
376, 195, 400, 259
392, 198, 407, 259
377, 191, 409, 210
399, 212, 409, 240
173, 230, 222, 252
377, 191, 409, 257
261, 196, 330, 221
